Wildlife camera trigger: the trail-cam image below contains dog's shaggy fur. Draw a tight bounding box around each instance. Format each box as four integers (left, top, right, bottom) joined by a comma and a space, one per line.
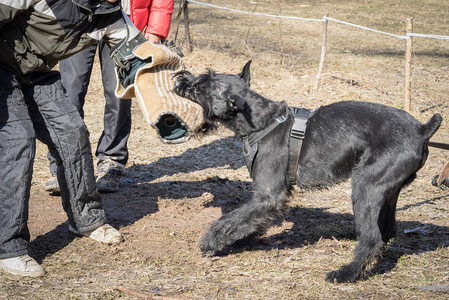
173, 61, 442, 283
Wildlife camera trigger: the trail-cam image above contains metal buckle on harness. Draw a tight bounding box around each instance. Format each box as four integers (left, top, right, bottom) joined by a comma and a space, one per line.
287, 106, 315, 185
275, 115, 287, 124
290, 117, 308, 139
291, 128, 305, 139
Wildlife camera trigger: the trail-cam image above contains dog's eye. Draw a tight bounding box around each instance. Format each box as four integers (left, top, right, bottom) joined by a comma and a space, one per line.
228, 96, 238, 103
227, 98, 239, 110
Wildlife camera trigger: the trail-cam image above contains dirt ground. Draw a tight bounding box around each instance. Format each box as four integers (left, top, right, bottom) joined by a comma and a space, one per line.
1, 1, 449, 299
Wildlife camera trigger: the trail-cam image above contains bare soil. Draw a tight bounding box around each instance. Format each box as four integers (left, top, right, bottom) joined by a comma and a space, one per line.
1, 1, 448, 299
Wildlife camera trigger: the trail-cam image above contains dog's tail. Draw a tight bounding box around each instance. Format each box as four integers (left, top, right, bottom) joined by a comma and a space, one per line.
421, 113, 442, 140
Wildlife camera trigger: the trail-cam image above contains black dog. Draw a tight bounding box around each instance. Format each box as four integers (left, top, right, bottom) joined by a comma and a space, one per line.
173, 61, 442, 283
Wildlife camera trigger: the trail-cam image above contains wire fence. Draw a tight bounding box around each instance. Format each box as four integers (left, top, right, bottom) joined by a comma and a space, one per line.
176, 0, 449, 112
187, 0, 449, 40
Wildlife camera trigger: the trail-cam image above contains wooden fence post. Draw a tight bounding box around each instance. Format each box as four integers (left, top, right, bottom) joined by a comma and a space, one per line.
172, 0, 185, 44
183, 1, 193, 52
404, 18, 413, 112
314, 13, 329, 92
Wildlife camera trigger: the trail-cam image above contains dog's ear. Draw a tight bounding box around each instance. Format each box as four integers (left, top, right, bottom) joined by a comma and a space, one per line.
238, 60, 252, 86
173, 70, 196, 100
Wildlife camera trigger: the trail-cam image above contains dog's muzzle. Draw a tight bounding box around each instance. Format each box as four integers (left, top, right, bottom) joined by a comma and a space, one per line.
110, 12, 204, 143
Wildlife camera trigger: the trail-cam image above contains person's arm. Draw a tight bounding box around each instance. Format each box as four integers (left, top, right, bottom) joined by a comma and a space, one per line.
0, 0, 36, 27
90, 16, 128, 47
129, 0, 174, 42
145, 0, 174, 41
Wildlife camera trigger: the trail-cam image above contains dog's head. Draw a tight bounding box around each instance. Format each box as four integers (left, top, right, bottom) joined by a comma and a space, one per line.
173, 60, 253, 133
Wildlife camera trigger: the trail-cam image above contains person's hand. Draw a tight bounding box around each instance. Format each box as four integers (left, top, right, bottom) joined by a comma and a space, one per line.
145, 33, 163, 44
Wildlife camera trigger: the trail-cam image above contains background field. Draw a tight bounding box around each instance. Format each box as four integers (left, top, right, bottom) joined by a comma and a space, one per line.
1, 0, 448, 299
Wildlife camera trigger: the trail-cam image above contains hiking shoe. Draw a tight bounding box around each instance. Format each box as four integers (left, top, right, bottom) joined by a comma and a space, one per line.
45, 172, 60, 195
0, 254, 46, 277
96, 159, 122, 193
431, 175, 449, 190
69, 224, 124, 244
96, 172, 120, 193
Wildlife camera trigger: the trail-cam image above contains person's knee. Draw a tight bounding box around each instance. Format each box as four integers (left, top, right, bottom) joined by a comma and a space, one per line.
0, 120, 35, 170
0, 119, 35, 142
49, 110, 91, 154
67, 112, 90, 148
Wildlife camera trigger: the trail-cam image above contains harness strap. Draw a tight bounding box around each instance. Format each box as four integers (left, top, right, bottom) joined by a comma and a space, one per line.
247, 114, 288, 146
287, 107, 316, 185
242, 106, 316, 182
242, 111, 288, 177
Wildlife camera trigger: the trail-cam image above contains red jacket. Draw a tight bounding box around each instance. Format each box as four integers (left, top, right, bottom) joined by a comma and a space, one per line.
129, 0, 174, 40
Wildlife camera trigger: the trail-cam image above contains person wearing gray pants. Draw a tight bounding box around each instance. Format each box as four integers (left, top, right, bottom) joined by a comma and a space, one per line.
0, 0, 127, 277
46, 41, 132, 193
45, 0, 175, 194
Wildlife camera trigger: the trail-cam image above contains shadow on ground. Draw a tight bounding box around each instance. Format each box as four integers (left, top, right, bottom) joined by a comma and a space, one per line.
31, 136, 449, 282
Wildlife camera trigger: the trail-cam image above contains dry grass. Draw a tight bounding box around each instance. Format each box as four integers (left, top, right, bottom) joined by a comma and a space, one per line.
1, 1, 448, 299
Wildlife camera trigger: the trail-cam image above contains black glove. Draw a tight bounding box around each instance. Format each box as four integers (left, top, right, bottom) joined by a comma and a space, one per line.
111, 33, 149, 89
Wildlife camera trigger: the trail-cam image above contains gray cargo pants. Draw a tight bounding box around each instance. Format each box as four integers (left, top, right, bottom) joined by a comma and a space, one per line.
0, 65, 105, 259
48, 41, 132, 173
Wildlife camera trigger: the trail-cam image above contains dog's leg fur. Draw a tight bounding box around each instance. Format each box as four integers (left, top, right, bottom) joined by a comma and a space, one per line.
201, 118, 293, 252
325, 148, 423, 282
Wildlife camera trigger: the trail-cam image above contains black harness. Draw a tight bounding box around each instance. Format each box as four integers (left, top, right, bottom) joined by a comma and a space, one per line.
242, 106, 316, 185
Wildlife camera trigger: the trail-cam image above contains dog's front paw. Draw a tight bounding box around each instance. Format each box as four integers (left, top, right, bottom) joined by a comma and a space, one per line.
200, 232, 223, 254
325, 265, 361, 283
200, 223, 229, 253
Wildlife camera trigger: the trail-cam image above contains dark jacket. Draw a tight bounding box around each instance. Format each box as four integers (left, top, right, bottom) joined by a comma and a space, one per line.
0, 0, 127, 75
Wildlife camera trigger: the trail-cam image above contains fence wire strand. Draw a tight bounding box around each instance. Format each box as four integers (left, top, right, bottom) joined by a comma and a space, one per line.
323, 16, 407, 39
186, 0, 449, 41
187, 0, 324, 22
407, 33, 449, 40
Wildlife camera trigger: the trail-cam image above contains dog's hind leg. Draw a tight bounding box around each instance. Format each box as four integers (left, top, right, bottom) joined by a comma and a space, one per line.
378, 186, 402, 243
326, 155, 418, 283
375, 172, 415, 246
325, 182, 387, 283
